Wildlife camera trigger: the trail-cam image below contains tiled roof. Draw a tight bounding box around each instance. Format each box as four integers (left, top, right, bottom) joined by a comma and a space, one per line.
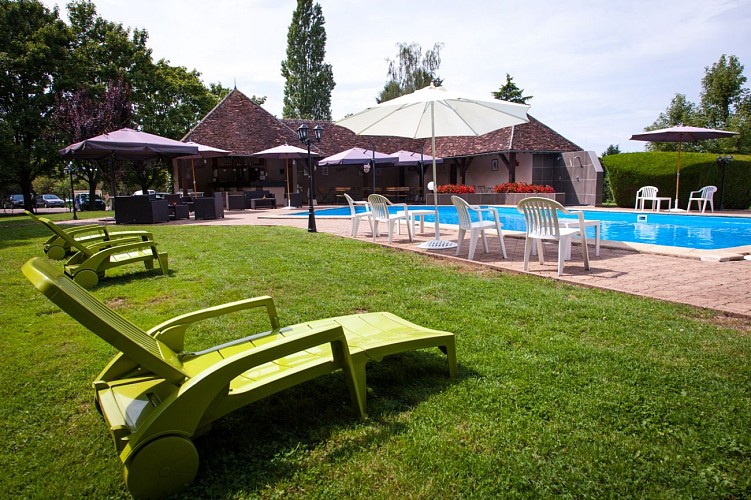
182, 89, 299, 155
183, 89, 581, 158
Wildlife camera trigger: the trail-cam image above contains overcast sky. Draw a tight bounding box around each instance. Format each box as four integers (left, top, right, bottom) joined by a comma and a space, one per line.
43, 0, 751, 154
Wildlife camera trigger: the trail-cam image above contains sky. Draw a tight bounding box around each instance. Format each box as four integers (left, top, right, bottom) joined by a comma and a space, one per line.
42, 0, 751, 154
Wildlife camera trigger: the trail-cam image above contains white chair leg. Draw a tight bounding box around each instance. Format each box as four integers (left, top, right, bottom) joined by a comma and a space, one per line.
372, 221, 379, 242
481, 230, 489, 253
351, 218, 359, 237
557, 236, 571, 276
497, 230, 507, 259
523, 237, 533, 271
536, 239, 545, 265
468, 230, 479, 260
456, 229, 466, 256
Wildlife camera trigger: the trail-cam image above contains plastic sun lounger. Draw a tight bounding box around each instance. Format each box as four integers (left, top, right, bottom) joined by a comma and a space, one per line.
21, 257, 457, 498
25, 210, 155, 260
28, 213, 167, 288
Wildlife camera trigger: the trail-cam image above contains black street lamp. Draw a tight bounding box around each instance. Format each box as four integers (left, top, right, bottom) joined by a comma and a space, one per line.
297, 123, 323, 232
64, 163, 78, 220
716, 155, 733, 210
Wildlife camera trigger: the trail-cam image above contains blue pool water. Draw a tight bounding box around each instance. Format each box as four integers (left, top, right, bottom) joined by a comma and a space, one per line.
297, 205, 751, 250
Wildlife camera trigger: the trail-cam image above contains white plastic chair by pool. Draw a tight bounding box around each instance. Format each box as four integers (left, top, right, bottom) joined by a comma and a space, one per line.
344, 193, 372, 237
517, 197, 590, 276
368, 194, 412, 244
687, 185, 717, 213
451, 196, 507, 260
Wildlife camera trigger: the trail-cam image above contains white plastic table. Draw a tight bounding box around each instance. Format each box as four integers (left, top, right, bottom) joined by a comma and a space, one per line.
559, 216, 600, 258
407, 209, 434, 234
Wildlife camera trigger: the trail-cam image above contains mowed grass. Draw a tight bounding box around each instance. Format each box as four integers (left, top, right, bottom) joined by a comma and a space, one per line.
1, 213, 749, 498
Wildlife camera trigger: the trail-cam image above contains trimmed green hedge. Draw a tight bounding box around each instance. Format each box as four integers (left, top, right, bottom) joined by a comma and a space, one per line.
601, 152, 751, 209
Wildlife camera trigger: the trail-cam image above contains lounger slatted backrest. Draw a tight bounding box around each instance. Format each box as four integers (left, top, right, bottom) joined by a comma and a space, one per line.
31, 214, 100, 257
22, 257, 187, 384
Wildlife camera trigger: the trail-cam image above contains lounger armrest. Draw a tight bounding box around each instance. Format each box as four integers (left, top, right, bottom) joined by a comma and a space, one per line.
65, 239, 159, 267
148, 296, 280, 351
132, 324, 361, 441
62, 224, 104, 236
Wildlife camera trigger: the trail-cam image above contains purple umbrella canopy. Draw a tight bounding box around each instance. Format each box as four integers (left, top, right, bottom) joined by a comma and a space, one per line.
317, 147, 398, 165
252, 144, 321, 208
391, 150, 443, 166
630, 125, 739, 209
177, 141, 230, 159
60, 128, 199, 161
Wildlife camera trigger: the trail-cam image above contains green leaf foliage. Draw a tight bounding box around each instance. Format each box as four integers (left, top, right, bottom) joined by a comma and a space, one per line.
601, 152, 751, 209
281, 0, 335, 120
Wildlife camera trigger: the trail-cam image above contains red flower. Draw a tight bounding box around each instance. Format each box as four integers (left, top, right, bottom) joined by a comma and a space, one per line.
492, 182, 554, 194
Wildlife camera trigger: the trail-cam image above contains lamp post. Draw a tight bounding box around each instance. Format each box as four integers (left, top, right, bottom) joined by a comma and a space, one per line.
716, 155, 733, 210
297, 123, 323, 232
64, 163, 78, 220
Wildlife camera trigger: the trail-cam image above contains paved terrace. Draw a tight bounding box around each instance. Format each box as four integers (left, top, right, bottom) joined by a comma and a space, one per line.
183, 206, 751, 319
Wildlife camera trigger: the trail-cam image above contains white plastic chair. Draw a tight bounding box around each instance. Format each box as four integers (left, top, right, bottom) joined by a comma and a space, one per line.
517, 197, 590, 276
343, 193, 372, 237
634, 186, 671, 211
686, 185, 717, 213
451, 196, 507, 260
367, 194, 412, 244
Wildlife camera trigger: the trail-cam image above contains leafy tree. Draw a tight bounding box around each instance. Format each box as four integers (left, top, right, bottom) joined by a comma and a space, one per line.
701, 54, 748, 129
491, 74, 532, 104
377, 42, 443, 103
0, 0, 71, 211
51, 77, 132, 209
644, 55, 750, 154
645, 93, 702, 152
281, 0, 335, 120
601, 144, 620, 157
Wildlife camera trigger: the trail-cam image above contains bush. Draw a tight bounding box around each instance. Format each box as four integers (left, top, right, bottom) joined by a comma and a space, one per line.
436, 184, 475, 194
492, 182, 554, 193
601, 152, 751, 209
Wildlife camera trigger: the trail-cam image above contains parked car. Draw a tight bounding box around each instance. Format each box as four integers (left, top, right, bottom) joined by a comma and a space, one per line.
4, 194, 25, 209
35, 194, 66, 208
74, 193, 106, 211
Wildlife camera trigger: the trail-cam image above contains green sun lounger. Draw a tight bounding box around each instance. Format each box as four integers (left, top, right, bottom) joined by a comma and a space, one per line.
22, 257, 456, 498
25, 210, 155, 260
26, 213, 167, 288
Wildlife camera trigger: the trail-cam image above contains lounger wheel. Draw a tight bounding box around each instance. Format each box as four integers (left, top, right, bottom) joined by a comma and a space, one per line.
124, 436, 199, 499
73, 269, 100, 289
46, 245, 67, 260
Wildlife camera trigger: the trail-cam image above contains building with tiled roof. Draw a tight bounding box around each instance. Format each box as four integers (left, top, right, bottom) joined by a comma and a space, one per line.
176, 89, 602, 205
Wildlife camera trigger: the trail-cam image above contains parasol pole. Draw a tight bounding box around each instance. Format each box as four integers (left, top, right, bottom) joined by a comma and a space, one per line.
431, 102, 440, 240
674, 141, 682, 210
191, 159, 197, 194
285, 157, 291, 208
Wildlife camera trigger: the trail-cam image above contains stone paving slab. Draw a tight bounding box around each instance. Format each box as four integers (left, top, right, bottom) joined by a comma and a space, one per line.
96, 206, 751, 319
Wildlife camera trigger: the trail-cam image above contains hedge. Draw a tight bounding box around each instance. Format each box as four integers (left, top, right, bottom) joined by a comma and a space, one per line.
601, 152, 751, 209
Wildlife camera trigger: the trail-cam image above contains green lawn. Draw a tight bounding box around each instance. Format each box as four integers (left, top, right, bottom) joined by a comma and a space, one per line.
1, 214, 750, 498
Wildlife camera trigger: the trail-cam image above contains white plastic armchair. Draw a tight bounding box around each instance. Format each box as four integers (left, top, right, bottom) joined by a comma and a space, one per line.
451, 196, 507, 260
343, 193, 372, 237
517, 197, 590, 276
687, 185, 717, 213
635, 186, 671, 211
367, 194, 412, 244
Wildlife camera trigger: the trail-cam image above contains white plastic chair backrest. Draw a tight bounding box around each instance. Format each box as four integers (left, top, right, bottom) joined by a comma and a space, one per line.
638, 186, 659, 198
451, 196, 474, 230
700, 186, 717, 200
517, 197, 564, 239
368, 194, 392, 221
343, 193, 361, 217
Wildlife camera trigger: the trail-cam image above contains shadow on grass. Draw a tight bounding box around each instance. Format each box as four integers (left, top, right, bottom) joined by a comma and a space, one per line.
186, 352, 471, 498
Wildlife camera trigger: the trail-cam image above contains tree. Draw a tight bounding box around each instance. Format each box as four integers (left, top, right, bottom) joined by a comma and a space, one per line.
644, 54, 750, 154
645, 94, 702, 152
491, 74, 532, 104
377, 42, 443, 104
51, 77, 132, 209
281, 0, 335, 120
701, 54, 748, 129
601, 144, 621, 157
0, 0, 72, 211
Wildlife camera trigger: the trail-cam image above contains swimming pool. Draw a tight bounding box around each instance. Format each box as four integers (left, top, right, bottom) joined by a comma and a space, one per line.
297, 206, 751, 250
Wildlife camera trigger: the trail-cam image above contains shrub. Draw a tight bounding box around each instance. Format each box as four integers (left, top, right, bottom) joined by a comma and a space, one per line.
436, 184, 475, 194
492, 182, 554, 193
601, 152, 751, 209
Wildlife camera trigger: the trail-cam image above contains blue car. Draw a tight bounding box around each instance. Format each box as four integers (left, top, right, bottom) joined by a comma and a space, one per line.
4, 194, 24, 209
74, 193, 106, 211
